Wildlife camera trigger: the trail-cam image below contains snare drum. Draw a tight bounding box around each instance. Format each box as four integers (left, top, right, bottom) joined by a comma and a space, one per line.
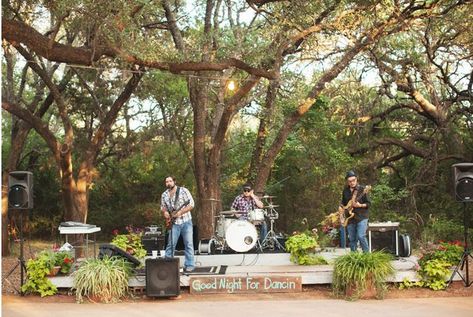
248, 209, 265, 224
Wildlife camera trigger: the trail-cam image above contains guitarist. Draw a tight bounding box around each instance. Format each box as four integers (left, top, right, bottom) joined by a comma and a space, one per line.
340, 171, 371, 252
161, 176, 195, 272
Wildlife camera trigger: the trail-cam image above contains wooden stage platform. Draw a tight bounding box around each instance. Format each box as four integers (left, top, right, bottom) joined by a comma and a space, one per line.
48, 248, 457, 289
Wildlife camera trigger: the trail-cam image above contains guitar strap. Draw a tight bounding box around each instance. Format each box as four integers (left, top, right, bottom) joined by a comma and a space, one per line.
171, 186, 181, 212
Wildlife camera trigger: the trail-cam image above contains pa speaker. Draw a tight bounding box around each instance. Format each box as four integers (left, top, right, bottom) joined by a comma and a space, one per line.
453, 163, 473, 202
98, 243, 141, 267
146, 258, 180, 297
8, 171, 33, 209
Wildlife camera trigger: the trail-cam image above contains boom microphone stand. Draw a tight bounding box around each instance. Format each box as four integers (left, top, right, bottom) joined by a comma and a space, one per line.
448, 202, 473, 287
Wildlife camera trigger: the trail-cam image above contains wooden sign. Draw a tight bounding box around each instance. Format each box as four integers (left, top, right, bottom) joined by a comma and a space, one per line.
189, 276, 302, 294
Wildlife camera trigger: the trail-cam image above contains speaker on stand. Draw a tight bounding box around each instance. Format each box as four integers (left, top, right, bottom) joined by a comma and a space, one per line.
146, 258, 180, 297
448, 163, 473, 287
2, 171, 34, 295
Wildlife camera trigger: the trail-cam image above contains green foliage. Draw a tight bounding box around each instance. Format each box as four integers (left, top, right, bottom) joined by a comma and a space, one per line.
54, 251, 75, 274
73, 256, 132, 303
402, 241, 463, 290
21, 251, 58, 297
332, 251, 394, 300
421, 218, 465, 244
111, 231, 147, 260
285, 231, 327, 265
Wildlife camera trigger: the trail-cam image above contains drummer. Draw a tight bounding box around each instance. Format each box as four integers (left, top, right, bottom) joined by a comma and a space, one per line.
231, 183, 268, 244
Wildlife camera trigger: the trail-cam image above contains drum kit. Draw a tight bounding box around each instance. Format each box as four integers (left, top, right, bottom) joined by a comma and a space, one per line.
198, 195, 285, 254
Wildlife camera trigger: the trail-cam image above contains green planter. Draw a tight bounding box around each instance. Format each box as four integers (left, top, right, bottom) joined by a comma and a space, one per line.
332, 251, 394, 300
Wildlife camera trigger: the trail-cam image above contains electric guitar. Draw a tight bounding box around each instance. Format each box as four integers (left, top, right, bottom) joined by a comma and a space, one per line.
339, 185, 371, 227
165, 200, 190, 229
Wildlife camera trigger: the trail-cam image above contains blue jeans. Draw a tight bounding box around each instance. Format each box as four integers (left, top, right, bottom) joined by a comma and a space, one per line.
346, 219, 369, 252
339, 225, 347, 248
258, 221, 268, 244
165, 220, 195, 269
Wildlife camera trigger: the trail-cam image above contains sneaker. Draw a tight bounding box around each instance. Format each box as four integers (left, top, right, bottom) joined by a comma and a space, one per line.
184, 267, 195, 273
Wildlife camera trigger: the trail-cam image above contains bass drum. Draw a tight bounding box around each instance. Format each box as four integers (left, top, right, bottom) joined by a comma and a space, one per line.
216, 217, 236, 238
225, 220, 257, 253
198, 239, 216, 255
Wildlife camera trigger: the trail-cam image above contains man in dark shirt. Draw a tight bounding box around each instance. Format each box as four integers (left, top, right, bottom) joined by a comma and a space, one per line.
340, 171, 370, 252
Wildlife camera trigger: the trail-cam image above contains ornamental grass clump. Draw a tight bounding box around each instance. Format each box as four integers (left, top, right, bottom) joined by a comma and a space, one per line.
73, 256, 132, 303
332, 251, 394, 300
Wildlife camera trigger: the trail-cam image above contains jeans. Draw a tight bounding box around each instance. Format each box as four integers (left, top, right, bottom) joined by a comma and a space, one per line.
258, 221, 268, 244
339, 225, 347, 248
346, 219, 369, 252
165, 220, 195, 269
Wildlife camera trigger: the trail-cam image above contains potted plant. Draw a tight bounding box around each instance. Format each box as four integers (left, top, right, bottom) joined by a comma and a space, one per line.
332, 251, 394, 300
73, 256, 132, 303
401, 241, 463, 290
21, 251, 58, 296
111, 228, 146, 259
54, 251, 74, 274
285, 231, 328, 265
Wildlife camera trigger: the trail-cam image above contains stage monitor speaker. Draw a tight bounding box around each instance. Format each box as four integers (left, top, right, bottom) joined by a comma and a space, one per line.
98, 243, 141, 267
146, 258, 180, 297
165, 225, 199, 251
453, 163, 473, 202
8, 171, 33, 209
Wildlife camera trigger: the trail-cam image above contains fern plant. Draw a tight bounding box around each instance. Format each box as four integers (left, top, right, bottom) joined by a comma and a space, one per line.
73, 256, 132, 303
332, 251, 394, 300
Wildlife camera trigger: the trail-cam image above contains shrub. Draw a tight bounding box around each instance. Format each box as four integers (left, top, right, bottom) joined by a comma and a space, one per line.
401, 241, 463, 290
110, 226, 146, 259
332, 251, 394, 300
73, 256, 132, 303
285, 231, 328, 265
21, 251, 58, 297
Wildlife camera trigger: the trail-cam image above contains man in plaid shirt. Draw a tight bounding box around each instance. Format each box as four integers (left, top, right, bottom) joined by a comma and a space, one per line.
231, 183, 268, 244
161, 176, 195, 272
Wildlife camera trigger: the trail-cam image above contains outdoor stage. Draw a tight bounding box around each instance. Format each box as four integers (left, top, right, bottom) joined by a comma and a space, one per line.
47, 248, 453, 289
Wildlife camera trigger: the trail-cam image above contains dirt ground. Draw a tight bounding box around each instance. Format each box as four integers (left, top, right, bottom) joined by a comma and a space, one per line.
2, 241, 473, 302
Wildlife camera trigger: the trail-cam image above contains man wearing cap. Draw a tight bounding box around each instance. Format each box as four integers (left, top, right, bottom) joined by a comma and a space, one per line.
231, 183, 268, 245
340, 171, 371, 252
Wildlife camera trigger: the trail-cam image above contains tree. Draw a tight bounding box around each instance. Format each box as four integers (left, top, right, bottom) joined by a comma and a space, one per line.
3, 0, 470, 241
2, 44, 143, 250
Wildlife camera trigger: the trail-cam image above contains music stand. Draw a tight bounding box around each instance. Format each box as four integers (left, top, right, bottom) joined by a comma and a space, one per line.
448, 202, 472, 287
2, 211, 27, 295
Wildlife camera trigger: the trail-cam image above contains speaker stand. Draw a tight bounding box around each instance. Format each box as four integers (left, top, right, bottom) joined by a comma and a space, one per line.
448, 202, 472, 287
1, 212, 27, 295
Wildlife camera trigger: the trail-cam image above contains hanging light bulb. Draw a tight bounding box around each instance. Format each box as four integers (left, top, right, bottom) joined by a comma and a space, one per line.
227, 80, 236, 91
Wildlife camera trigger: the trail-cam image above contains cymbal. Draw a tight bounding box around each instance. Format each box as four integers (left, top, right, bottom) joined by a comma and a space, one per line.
264, 205, 279, 208
262, 195, 276, 199
219, 210, 247, 215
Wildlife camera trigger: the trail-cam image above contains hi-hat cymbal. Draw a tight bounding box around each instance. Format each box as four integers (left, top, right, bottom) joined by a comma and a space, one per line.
264, 204, 279, 208
262, 195, 276, 199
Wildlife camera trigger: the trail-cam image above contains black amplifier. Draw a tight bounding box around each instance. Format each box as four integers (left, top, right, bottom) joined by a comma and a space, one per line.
142, 233, 165, 255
